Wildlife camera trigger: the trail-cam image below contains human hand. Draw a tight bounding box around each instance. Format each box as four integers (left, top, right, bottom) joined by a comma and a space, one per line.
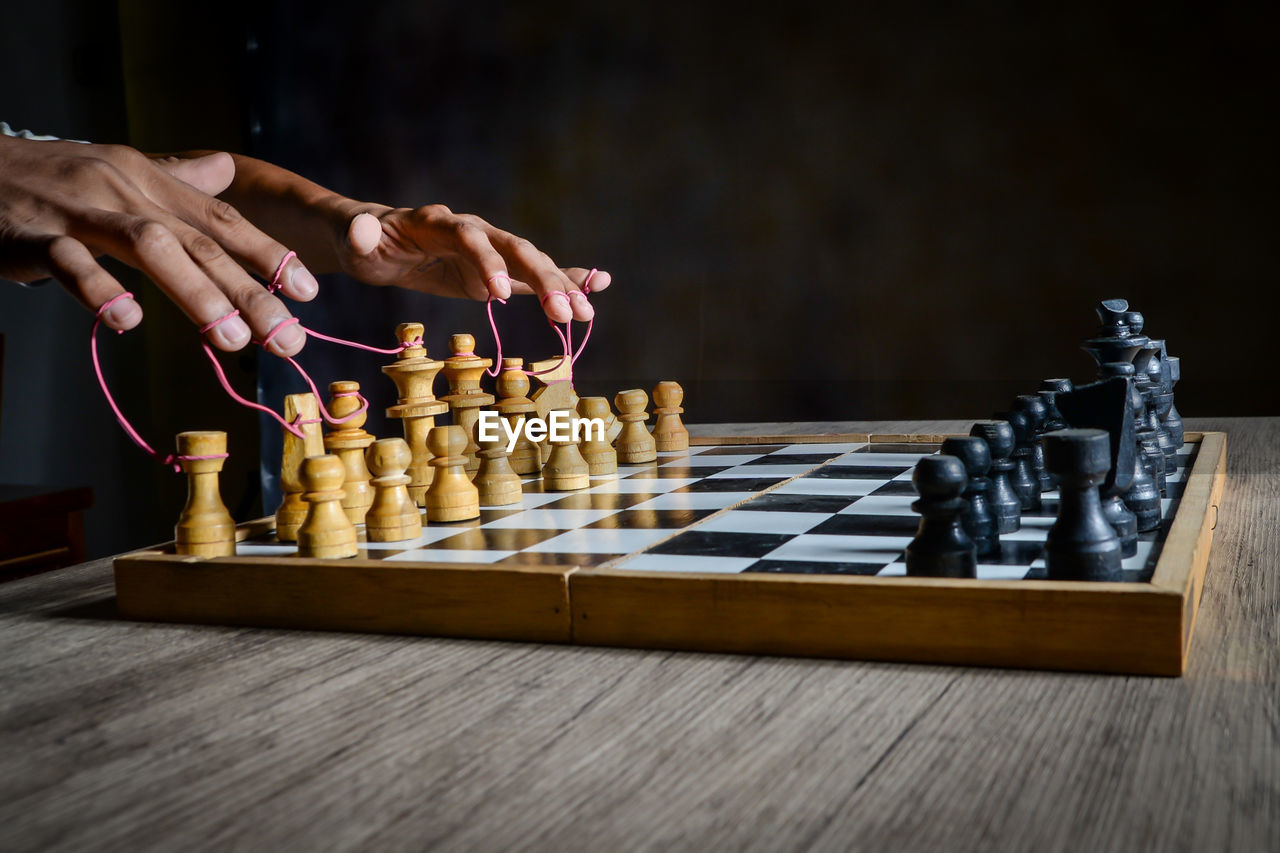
340, 206, 611, 324
0, 136, 317, 355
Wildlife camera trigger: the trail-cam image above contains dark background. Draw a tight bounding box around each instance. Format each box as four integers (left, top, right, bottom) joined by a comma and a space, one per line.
1, 1, 1276, 557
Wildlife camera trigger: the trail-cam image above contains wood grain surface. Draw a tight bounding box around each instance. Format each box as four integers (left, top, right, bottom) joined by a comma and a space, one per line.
0, 418, 1275, 853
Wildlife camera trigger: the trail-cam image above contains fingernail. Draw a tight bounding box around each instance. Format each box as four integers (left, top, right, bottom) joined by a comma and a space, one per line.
290, 266, 319, 299
211, 315, 252, 349
267, 319, 306, 354
494, 277, 512, 300
103, 298, 143, 330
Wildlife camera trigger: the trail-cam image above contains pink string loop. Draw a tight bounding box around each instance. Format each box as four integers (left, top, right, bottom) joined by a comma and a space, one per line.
299, 325, 422, 355
482, 268, 597, 383
265, 250, 297, 294
92, 293, 162, 458
92, 294, 236, 471
200, 309, 241, 335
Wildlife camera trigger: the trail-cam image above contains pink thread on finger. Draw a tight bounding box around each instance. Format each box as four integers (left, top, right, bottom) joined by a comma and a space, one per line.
200, 309, 240, 335
266, 250, 297, 294
483, 268, 599, 382
258, 316, 301, 349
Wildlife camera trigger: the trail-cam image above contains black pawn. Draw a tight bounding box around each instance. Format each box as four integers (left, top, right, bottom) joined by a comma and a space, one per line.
1038, 378, 1073, 432
940, 436, 999, 557
1112, 364, 1161, 533
970, 420, 1021, 534
1006, 410, 1042, 511
1015, 394, 1053, 491
906, 455, 977, 578
1042, 429, 1123, 581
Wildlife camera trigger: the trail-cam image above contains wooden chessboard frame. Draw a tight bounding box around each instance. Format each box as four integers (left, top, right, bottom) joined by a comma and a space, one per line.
112, 430, 1228, 676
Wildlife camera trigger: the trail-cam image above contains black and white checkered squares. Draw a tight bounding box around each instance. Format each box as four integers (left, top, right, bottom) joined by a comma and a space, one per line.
238, 439, 1196, 582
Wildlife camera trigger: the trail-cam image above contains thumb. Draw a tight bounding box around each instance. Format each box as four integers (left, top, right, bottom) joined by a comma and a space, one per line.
347, 212, 383, 256
152, 151, 236, 196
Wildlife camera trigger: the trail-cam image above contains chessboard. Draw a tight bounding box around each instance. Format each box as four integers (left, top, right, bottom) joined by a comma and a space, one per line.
113, 428, 1227, 676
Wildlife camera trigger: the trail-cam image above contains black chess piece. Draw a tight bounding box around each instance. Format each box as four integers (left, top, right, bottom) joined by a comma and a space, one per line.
969, 420, 1021, 534
1132, 341, 1172, 493
1117, 372, 1163, 533
1042, 429, 1124, 581
1163, 355, 1184, 449
940, 436, 999, 557
1015, 394, 1052, 491
1081, 299, 1148, 372
1054, 367, 1140, 558
1005, 410, 1042, 511
1144, 340, 1179, 473
906, 455, 977, 578
1039, 378, 1073, 432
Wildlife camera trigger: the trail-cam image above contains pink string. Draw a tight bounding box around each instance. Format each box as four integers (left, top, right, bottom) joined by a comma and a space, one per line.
91, 293, 230, 471
483, 268, 597, 382
92, 256, 600, 469
265, 250, 297, 294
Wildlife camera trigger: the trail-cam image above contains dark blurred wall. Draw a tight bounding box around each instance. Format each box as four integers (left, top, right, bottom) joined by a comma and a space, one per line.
250, 1, 1279, 430
1, 1, 1276, 556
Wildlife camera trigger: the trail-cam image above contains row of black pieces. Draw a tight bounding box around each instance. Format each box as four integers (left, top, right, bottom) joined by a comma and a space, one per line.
1081, 297, 1184, 454
905, 429, 1123, 582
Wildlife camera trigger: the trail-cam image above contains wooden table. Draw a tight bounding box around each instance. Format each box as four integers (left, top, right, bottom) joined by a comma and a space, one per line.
1, 418, 1275, 852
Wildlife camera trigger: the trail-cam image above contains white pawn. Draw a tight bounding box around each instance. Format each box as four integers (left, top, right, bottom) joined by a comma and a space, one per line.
614, 388, 657, 464
543, 416, 591, 491
475, 432, 524, 506
425, 425, 481, 522
577, 396, 617, 475
365, 438, 422, 542
652, 381, 689, 452
297, 455, 359, 559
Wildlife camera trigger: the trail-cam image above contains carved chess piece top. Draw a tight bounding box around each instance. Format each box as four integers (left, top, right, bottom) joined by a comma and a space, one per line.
441, 333, 494, 400
381, 322, 448, 420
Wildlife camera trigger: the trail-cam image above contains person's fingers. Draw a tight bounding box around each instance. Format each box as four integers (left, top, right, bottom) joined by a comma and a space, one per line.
72, 209, 253, 351
151, 151, 235, 197
147, 169, 319, 303
564, 267, 611, 294
155, 213, 306, 356
488, 231, 589, 322
348, 212, 382, 256
43, 235, 143, 331
448, 217, 512, 301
